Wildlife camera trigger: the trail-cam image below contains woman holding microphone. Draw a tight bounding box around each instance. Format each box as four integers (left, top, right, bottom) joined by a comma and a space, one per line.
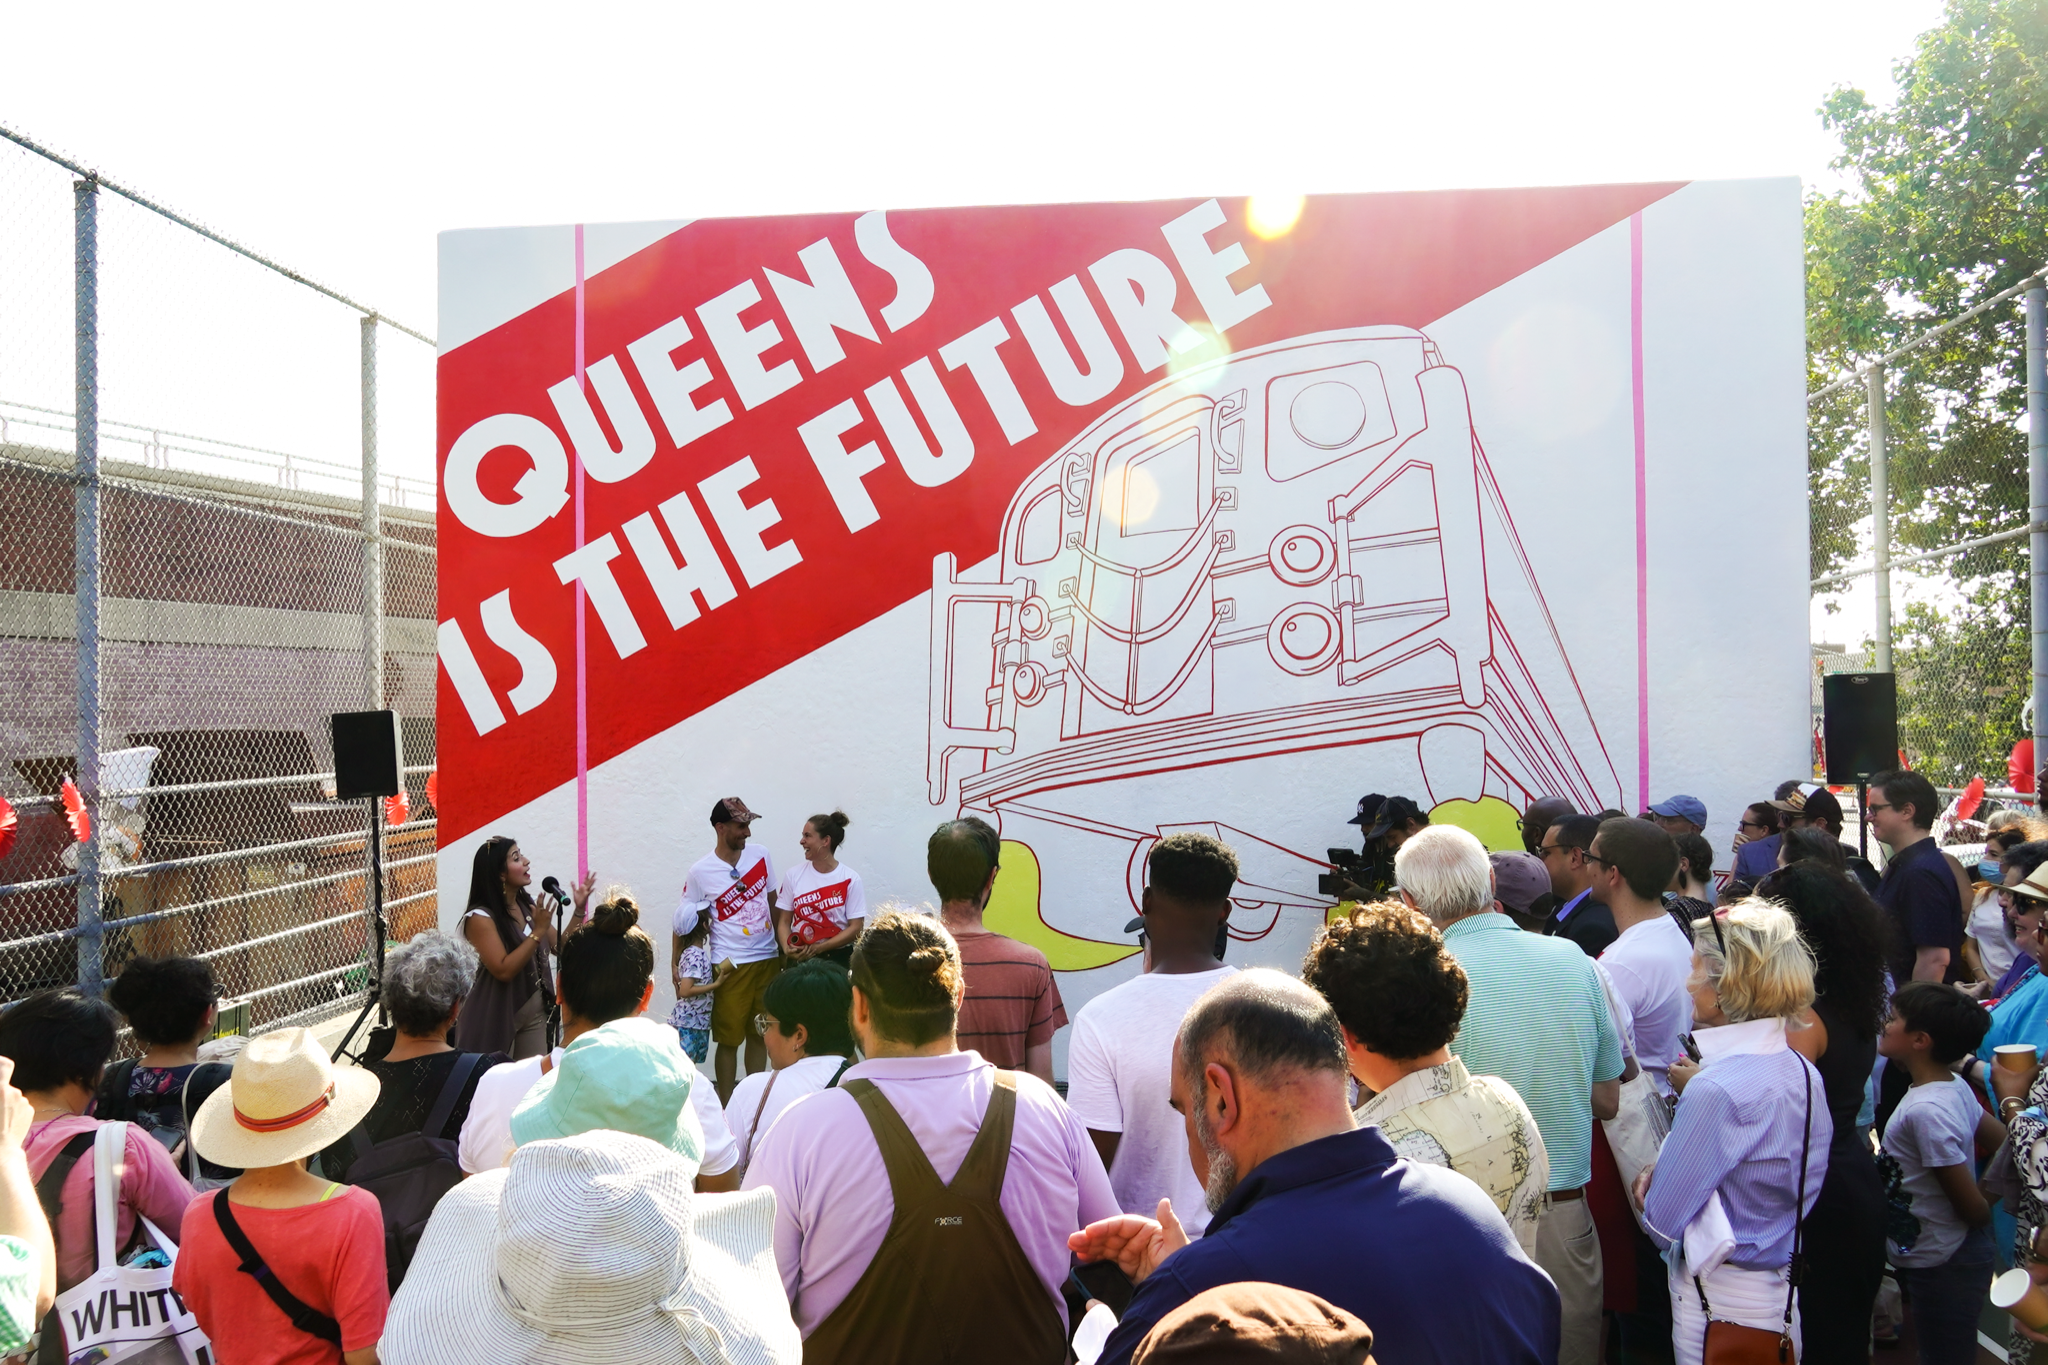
775, 811, 866, 970
455, 835, 592, 1059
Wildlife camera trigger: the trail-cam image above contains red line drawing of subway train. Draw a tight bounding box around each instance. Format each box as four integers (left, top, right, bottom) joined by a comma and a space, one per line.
928, 326, 1624, 861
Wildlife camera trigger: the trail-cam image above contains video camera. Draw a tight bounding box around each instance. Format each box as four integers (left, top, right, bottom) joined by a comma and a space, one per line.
1318, 848, 1364, 899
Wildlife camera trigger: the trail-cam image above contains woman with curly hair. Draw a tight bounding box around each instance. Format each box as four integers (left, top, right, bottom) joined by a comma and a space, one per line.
1752, 863, 1890, 1365
1301, 900, 1548, 1254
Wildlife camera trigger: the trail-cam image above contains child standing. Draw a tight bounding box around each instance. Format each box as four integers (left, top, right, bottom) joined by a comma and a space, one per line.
1877, 980, 1998, 1365
669, 906, 724, 1064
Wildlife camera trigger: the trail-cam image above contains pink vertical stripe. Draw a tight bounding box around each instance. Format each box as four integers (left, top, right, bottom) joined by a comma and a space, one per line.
573, 226, 589, 881
1630, 213, 1650, 813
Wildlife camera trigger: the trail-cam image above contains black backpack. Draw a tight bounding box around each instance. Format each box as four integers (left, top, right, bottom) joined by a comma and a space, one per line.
341, 1053, 483, 1290
92, 1059, 236, 1183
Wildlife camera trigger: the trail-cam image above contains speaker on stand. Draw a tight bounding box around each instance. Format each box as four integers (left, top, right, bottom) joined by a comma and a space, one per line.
1822, 673, 1899, 861
330, 711, 401, 1063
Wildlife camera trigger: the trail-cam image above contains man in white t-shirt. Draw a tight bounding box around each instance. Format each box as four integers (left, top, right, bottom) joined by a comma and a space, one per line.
1586, 818, 1695, 1092
679, 797, 781, 1103
1064, 832, 1239, 1237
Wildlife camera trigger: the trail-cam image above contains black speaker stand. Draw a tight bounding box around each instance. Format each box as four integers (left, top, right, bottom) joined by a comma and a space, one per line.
331, 796, 390, 1064
1857, 781, 1869, 862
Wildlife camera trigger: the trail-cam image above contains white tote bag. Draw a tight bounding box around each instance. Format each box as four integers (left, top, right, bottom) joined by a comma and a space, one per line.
44, 1122, 211, 1365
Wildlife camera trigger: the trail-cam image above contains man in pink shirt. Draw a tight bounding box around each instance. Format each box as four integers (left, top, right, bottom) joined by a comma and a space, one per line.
744, 910, 1117, 1355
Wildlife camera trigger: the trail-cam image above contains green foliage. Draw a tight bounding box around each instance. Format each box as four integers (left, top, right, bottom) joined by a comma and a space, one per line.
1807, 0, 2046, 782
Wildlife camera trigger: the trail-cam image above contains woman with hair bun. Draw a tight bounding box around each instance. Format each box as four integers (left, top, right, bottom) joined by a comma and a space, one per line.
775, 811, 866, 969
1636, 900, 1831, 1365
743, 908, 1116, 1359
455, 889, 745, 1192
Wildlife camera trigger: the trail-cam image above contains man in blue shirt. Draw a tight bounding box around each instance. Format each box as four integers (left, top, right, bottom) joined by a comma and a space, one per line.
1071, 971, 1559, 1365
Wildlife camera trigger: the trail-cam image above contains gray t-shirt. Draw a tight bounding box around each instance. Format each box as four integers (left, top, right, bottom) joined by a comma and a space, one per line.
1880, 1076, 1979, 1268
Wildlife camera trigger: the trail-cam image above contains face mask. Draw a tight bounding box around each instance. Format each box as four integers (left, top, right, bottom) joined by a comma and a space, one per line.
1982, 860, 2004, 881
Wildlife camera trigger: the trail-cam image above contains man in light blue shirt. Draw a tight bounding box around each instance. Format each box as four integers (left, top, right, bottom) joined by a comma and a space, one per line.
1396, 824, 1624, 1365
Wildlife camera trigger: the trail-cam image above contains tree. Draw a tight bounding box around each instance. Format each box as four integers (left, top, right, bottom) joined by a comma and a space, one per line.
1806, 0, 2048, 786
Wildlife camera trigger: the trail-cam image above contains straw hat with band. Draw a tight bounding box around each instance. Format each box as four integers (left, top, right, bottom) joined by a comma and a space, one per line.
380, 1130, 800, 1365
190, 1027, 380, 1169
2011, 862, 2048, 906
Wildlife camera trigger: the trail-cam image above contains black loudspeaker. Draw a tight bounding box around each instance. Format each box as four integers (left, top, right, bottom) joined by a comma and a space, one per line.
1822, 673, 1899, 784
331, 711, 402, 800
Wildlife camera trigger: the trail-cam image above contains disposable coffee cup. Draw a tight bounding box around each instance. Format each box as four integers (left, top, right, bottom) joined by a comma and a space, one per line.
1997, 1045, 2040, 1074
1994, 1267, 2048, 1330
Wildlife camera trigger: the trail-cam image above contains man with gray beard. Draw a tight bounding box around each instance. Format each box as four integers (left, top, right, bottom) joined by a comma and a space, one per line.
1070, 971, 1560, 1365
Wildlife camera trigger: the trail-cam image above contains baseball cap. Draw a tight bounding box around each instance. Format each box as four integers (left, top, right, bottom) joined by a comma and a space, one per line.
710, 796, 759, 825
1366, 795, 1427, 840
1345, 794, 1388, 827
1489, 851, 1550, 917
1770, 782, 1824, 815
1133, 1283, 1375, 1364
1647, 795, 1708, 828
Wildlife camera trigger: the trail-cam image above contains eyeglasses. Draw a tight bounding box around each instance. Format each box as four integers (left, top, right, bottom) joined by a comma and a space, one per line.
1536, 842, 1571, 860
1709, 908, 1729, 956
754, 1013, 781, 1038
1583, 852, 1613, 871
1864, 801, 1895, 815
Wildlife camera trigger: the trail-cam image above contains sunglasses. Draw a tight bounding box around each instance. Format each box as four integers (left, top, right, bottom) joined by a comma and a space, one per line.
1737, 818, 1772, 831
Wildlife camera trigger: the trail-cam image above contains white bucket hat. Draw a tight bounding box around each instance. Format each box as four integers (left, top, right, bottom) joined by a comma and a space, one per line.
381, 1130, 800, 1365
189, 1026, 380, 1168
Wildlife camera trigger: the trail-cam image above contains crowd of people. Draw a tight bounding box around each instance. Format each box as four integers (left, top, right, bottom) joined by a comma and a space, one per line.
4, 774, 2048, 1363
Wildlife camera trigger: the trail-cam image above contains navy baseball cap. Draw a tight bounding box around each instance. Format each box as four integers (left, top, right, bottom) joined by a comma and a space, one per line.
1647, 795, 1708, 828
1367, 795, 1428, 839
1346, 794, 1388, 827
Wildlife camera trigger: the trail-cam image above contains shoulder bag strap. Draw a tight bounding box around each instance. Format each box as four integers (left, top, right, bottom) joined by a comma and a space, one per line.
179, 1067, 202, 1184
210, 1193, 343, 1344
745, 1067, 783, 1157
32, 1132, 95, 1227
824, 1056, 856, 1089
1778, 1060, 1814, 1360
423, 1052, 485, 1142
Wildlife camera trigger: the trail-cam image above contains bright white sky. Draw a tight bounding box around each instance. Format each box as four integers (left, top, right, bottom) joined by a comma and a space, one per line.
0, 0, 1948, 592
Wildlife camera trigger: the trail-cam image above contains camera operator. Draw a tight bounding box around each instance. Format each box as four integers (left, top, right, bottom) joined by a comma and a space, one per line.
1321, 795, 1430, 902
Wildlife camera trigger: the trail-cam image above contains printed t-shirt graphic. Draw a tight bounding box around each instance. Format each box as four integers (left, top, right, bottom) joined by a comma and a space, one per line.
682, 847, 779, 964
778, 863, 866, 947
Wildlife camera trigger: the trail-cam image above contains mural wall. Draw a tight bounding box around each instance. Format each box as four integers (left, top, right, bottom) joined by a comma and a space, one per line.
435, 181, 1808, 1066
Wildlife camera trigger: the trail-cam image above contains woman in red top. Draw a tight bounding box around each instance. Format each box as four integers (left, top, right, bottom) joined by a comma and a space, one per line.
175, 1028, 386, 1365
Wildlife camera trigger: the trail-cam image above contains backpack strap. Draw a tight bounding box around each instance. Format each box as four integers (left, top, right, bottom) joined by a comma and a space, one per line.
92, 1059, 137, 1121
32, 1132, 95, 1227
211, 1193, 343, 1344
423, 1052, 484, 1143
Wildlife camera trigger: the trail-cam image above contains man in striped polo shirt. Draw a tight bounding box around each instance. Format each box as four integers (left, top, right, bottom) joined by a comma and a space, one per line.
929, 818, 1065, 1084
1395, 823, 1624, 1365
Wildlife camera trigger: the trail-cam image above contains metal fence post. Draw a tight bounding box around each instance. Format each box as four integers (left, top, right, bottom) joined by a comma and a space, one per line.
1870, 362, 1892, 673
2028, 280, 2046, 810
361, 314, 383, 711
73, 177, 103, 996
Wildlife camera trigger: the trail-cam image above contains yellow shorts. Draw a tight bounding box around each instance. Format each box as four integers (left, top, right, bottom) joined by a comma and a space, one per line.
710, 954, 786, 1046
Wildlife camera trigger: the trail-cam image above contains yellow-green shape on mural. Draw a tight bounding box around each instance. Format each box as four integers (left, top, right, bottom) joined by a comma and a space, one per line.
983, 840, 1139, 971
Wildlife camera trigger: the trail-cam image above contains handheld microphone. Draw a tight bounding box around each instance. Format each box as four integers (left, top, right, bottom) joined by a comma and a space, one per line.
541, 876, 567, 908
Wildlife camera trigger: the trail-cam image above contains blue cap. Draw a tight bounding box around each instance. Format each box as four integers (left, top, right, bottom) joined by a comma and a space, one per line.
1647, 795, 1709, 829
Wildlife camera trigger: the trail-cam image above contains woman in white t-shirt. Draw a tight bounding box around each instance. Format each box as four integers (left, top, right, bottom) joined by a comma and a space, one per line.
723, 961, 857, 1173
775, 811, 866, 969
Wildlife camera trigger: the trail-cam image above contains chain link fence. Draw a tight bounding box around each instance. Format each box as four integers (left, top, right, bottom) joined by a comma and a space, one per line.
1809, 269, 2046, 827
0, 127, 439, 1039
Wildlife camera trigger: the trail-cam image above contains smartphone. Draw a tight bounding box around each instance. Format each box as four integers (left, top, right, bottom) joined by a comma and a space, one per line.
1069, 1261, 1135, 1316
1680, 1033, 1702, 1063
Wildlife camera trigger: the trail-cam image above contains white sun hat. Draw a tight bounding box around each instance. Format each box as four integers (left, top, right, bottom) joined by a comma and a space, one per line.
188, 1026, 380, 1168
380, 1129, 799, 1365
